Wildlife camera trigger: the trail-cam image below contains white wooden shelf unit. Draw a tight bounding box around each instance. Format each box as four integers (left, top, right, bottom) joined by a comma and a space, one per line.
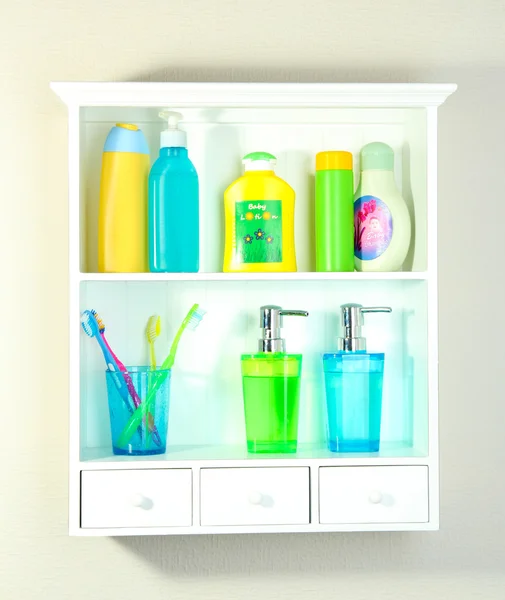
52, 82, 456, 536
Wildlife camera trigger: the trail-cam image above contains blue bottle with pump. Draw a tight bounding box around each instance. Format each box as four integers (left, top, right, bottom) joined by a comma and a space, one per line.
148, 111, 199, 272
323, 303, 391, 452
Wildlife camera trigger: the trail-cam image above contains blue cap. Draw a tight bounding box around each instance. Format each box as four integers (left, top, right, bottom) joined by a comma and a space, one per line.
103, 123, 150, 154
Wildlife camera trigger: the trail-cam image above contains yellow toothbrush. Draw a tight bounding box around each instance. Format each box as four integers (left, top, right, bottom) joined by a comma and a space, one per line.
146, 315, 161, 369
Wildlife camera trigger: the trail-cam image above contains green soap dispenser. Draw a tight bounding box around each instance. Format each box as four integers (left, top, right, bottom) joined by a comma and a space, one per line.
241, 305, 309, 453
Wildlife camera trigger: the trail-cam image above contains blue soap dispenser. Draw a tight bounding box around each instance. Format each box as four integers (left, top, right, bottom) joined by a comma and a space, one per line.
323, 303, 392, 452
148, 111, 199, 273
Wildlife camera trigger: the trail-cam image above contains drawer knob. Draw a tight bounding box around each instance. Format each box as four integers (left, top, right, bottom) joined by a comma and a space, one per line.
130, 493, 147, 508
248, 491, 263, 506
369, 491, 383, 505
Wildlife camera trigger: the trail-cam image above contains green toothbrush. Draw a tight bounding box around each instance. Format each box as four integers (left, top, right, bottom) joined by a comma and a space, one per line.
117, 304, 206, 448
144, 314, 161, 447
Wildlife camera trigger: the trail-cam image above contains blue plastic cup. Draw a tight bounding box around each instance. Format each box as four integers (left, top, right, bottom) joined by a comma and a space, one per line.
105, 366, 171, 456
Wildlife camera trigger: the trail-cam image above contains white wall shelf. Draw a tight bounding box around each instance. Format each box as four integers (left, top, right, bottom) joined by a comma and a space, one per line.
52, 81, 456, 537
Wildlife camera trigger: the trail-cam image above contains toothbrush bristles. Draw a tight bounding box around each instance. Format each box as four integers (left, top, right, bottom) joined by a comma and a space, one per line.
146, 315, 161, 342
80, 312, 94, 337
187, 307, 206, 330
91, 309, 105, 333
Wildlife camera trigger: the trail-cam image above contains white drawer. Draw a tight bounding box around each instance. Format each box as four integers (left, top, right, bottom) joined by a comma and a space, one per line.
81, 469, 192, 528
319, 466, 429, 524
200, 467, 310, 526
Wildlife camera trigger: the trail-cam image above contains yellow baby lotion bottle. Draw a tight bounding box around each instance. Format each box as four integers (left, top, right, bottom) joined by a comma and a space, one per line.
223, 152, 297, 273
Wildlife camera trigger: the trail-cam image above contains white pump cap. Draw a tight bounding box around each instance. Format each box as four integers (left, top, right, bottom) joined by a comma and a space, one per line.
159, 110, 187, 148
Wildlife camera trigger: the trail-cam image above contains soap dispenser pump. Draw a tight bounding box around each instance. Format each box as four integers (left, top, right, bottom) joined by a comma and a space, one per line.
148, 110, 199, 273
258, 305, 309, 352
323, 303, 392, 453
241, 305, 308, 454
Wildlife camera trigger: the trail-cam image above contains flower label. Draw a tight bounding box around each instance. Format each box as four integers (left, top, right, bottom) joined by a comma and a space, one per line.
354, 195, 393, 260
235, 200, 282, 264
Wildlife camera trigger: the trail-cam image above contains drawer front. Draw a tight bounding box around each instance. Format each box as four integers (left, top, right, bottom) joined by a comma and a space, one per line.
81, 469, 192, 528
319, 466, 429, 524
200, 467, 310, 526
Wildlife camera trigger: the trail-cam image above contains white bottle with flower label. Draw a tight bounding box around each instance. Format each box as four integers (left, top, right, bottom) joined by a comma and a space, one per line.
354, 142, 411, 272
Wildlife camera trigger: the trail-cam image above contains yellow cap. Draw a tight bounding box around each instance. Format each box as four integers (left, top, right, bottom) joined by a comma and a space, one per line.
116, 123, 138, 131
316, 151, 353, 171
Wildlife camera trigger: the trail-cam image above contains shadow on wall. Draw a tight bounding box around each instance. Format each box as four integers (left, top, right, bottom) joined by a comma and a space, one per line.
127, 66, 428, 84
106, 67, 505, 580
116, 531, 431, 578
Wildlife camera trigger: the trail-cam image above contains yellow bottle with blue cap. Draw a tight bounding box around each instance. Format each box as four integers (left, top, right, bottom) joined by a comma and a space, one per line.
98, 123, 150, 272
223, 152, 297, 273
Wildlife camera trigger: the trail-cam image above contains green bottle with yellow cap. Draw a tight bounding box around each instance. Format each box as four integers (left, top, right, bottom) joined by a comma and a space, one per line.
315, 151, 354, 272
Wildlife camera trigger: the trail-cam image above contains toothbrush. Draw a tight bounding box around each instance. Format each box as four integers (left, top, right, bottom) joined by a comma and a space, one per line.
145, 315, 161, 446
91, 310, 161, 447
117, 304, 206, 448
80, 310, 142, 441
146, 315, 161, 369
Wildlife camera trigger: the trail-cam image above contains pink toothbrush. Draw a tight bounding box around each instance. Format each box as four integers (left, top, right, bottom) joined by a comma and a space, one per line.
92, 310, 162, 447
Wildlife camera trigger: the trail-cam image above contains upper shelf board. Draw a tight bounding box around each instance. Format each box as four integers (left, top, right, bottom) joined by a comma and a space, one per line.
79, 272, 429, 282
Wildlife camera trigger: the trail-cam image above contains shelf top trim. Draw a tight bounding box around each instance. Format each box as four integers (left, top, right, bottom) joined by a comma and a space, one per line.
51, 82, 457, 108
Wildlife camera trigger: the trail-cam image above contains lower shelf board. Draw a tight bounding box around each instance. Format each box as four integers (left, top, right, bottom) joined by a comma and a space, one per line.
79, 442, 429, 468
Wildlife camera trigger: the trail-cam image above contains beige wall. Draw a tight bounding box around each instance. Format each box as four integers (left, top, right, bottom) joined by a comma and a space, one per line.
1, 0, 505, 598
